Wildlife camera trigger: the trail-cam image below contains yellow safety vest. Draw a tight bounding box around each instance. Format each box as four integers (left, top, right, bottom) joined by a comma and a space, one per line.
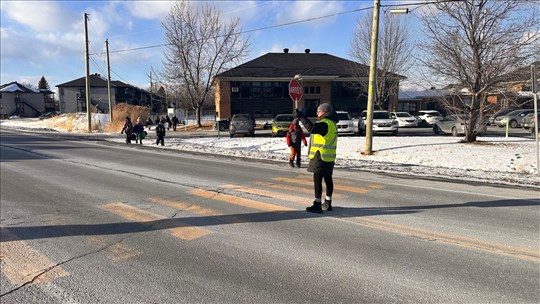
309, 118, 337, 162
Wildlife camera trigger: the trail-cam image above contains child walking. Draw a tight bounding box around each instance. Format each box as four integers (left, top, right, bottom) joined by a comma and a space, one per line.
286, 118, 307, 167
155, 119, 166, 146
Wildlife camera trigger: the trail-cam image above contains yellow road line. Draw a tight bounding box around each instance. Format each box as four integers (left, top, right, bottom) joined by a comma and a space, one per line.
251, 181, 347, 199
341, 217, 540, 263
100, 203, 211, 241
0, 228, 69, 286
190, 189, 292, 212
273, 177, 369, 193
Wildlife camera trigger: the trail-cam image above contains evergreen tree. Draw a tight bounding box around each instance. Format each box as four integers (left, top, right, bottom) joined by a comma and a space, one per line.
38, 76, 50, 90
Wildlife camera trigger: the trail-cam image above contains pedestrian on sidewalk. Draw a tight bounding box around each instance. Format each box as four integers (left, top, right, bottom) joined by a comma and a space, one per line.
134, 117, 145, 144
120, 116, 134, 144
155, 119, 166, 146
172, 115, 179, 131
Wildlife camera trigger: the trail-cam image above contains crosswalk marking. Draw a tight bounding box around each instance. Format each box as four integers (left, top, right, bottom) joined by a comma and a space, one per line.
0, 228, 69, 286
221, 184, 312, 205
292, 174, 384, 190
149, 197, 224, 216
100, 203, 211, 241
250, 181, 347, 199
272, 177, 370, 193
191, 189, 292, 212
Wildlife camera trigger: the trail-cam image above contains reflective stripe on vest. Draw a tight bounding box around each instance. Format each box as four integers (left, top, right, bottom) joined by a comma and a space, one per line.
309, 118, 337, 162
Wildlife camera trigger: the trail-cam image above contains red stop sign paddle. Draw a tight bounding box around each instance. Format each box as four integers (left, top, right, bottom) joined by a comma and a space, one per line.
289, 79, 303, 102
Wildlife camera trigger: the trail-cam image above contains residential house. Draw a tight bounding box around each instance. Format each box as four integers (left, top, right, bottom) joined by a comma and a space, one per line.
0, 82, 52, 118
213, 49, 404, 119
56, 74, 165, 114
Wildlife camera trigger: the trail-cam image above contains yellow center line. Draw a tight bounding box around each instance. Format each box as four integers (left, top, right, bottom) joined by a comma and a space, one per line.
100, 203, 211, 241
190, 189, 292, 212
0, 228, 69, 286
251, 181, 347, 199
273, 177, 369, 193
340, 217, 540, 263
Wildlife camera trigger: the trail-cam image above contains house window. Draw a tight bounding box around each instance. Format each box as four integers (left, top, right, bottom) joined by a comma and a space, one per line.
304, 86, 321, 95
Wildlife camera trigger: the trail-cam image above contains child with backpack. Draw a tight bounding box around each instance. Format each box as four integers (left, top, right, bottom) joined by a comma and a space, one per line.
120, 116, 134, 144
155, 119, 166, 146
134, 117, 146, 144
286, 118, 307, 167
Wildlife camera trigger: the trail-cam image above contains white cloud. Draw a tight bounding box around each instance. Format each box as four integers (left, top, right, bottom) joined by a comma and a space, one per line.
1, 1, 77, 32
123, 0, 175, 20
273, 0, 344, 27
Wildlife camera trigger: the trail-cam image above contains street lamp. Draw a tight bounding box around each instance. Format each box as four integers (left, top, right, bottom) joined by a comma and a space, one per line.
364, 1, 409, 155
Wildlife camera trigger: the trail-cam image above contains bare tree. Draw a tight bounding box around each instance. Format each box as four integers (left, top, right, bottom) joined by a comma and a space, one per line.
419, 0, 539, 142
161, 1, 249, 127
350, 11, 414, 110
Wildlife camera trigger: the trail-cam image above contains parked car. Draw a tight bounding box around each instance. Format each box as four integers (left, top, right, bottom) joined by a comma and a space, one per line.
358, 110, 398, 136
433, 114, 487, 136
271, 114, 295, 137
229, 114, 255, 137
494, 109, 534, 128
335, 111, 355, 135
487, 108, 517, 125
390, 112, 418, 127
215, 116, 232, 131
414, 110, 443, 126
521, 112, 538, 129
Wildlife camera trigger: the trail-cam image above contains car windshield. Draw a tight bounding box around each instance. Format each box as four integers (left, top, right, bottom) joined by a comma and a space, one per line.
337, 113, 351, 120
505, 110, 523, 116
275, 115, 293, 122
232, 114, 252, 122
395, 112, 411, 117
373, 112, 390, 119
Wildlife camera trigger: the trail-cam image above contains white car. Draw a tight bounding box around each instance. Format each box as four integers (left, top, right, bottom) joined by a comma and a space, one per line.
390, 112, 418, 127
335, 111, 356, 135
358, 110, 398, 136
414, 110, 443, 126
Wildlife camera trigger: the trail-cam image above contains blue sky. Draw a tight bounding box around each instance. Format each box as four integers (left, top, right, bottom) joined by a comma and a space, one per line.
1, 0, 427, 93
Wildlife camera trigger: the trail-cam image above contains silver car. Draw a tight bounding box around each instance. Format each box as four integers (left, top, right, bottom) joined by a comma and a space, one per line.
358, 110, 398, 136
390, 112, 418, 127
229, 114, 255, 137
433, 114, 487, 136
494, 109, 534, 128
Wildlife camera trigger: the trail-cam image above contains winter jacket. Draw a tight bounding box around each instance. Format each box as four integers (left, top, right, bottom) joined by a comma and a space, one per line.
286, 123, 307, 148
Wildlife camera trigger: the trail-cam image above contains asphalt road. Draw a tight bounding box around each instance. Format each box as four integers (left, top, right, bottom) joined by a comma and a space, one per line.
1, 130, 539, 303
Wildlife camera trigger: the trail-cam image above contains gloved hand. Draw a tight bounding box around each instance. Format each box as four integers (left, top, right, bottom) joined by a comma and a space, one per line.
294, 109, 305, 119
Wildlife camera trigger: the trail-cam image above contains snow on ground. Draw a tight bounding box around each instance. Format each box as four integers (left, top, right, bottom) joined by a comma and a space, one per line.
2, 115, 539, 189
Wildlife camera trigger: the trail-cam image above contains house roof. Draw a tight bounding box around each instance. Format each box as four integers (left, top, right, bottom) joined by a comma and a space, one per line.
56, 74, 112, 88
0, 82, 40, 93
215, 52, 405, 80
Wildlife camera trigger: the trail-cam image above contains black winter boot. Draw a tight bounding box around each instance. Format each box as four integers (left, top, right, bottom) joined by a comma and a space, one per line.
289, 159, 294, 167
296, 160, 301, 168
322, 199, 332, 211
306, 201, 323, 213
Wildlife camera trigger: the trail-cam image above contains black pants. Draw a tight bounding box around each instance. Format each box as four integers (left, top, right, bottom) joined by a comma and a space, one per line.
125, 133, 132, 144
313, 173, 333, 199
156, 135, 164, 146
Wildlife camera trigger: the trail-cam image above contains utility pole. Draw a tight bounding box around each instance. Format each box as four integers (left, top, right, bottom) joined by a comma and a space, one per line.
532, 64, 539, 176
84, 13, 91, 132
364, 0, 380, 155
106, 39, 113, 123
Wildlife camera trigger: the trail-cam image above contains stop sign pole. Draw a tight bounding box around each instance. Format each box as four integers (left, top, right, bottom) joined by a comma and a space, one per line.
289, 79, 302, 109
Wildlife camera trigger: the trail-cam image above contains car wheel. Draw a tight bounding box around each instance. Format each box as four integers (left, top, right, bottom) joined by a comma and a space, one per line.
451, 127, 459, 137
219, 124, 226, 131
391, 130, 398, 136
509, 120, 518, 128
433, 125, 441, 134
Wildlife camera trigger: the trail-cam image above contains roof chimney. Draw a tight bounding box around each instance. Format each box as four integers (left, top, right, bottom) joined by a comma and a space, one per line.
284, 48, 289, 53
305, 49, 310, 54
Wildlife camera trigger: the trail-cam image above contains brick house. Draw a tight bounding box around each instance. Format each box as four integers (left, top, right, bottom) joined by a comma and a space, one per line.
213, 49, 404, 119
